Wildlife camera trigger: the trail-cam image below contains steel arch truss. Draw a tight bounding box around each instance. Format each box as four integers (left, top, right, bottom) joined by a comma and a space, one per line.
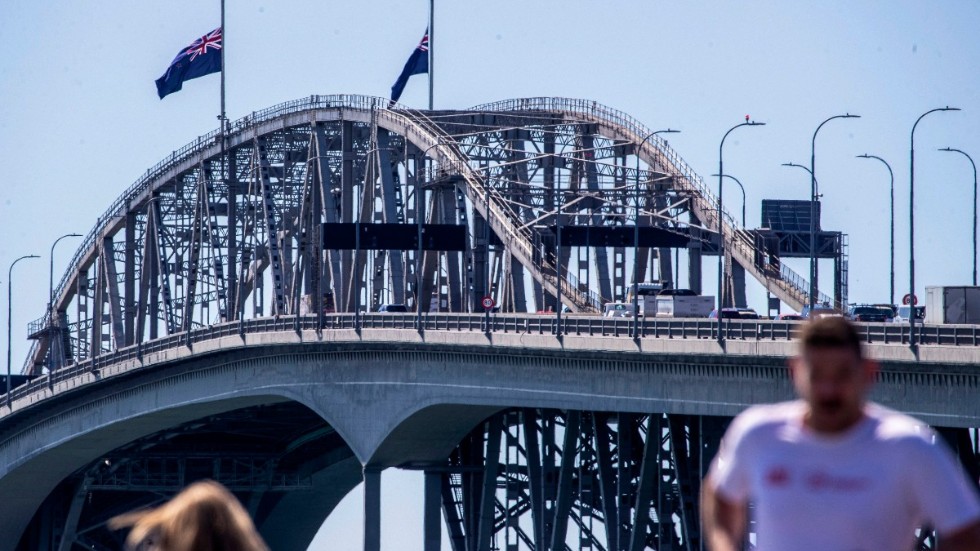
428, 111, 696, 313
29, 95, 822, 374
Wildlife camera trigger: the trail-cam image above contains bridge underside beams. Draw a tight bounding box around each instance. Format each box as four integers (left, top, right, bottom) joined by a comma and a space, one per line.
435, 408, 980, 551
16, 402, 357, 551
438, 408, 732, 551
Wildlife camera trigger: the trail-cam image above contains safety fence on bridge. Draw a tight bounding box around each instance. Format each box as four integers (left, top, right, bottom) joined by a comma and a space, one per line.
6, 313, 980, 416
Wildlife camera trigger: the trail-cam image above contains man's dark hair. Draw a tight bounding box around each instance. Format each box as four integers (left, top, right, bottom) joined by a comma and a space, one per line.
800, 317, 863, 360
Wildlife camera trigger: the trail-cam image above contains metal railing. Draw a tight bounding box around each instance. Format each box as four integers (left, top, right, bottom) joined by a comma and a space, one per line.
7, 312, 980, 420
779, 264, 833, 306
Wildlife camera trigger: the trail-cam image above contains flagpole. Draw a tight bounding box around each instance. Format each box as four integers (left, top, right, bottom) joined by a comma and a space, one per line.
220, 0, 226, 129
220, 0, 229, 321
428, 0, 433, 110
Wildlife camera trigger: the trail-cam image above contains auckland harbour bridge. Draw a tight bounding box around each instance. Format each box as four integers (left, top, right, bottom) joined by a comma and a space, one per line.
2, 94, 978, 551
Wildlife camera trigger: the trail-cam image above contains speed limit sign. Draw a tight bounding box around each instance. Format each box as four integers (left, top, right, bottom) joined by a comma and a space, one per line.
902, 293, 918, 306
482, 296, 496, 310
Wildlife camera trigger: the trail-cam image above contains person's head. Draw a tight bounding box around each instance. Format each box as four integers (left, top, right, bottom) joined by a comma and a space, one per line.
790, 317, 877, 433
110, 480, 269, 551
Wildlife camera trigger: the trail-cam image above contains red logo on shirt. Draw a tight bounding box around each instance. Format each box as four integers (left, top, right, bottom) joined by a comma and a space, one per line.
764, 466, 790, 487
804, 470, 869, 492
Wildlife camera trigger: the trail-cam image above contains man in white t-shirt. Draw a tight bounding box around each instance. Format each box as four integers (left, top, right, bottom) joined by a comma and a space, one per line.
701, 316, 980, 551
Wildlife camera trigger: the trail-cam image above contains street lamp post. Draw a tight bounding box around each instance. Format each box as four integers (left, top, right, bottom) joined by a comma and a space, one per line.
910, 107, 960, 347
717, 119, 764, 341
48, 233, 82, 373
354, 165, 364, 330
633, 128, 679, 339
809, 114, 860, 312
710, 173, 746, 227
484, 171, 492, 331
856, 154, 895, 305
938, 147, 977, 285
556, 161, 563, 336
7, 254, 39, 408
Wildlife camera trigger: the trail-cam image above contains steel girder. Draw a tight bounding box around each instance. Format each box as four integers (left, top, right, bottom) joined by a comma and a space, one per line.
436, 408, 731, 551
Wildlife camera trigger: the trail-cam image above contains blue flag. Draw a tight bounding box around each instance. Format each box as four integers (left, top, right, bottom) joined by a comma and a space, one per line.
390, 30, 429, 104
155, 27, 222, 99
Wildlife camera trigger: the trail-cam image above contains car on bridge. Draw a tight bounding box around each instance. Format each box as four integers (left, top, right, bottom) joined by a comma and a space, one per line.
891, 305, 925, 323
736, 308, 760, 319
377, 304, 408, 313
708, 308, 744, 319
801, 304, 844, 319
776, 313, 805, 321
846, 304, 895, 322
604, 302, 636, 317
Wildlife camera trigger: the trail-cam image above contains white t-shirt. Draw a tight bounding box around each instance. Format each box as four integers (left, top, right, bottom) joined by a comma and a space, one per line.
710, 401, 980, 551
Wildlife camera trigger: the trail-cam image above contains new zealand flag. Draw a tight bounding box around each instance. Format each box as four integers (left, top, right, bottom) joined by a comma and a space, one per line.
155, 27, 222, 99
390, 30, 429, 105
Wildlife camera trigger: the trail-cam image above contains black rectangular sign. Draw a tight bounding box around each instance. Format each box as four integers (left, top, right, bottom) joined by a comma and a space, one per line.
322, 223, 467, 251
761, 199, 821, 232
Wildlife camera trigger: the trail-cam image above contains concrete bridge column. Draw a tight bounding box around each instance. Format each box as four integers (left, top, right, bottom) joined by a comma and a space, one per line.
688, 213, 703, 294
363, 467, 381, 551
688, 244, 702, 295
732, 260, 747, 308
423, 471, 442, 551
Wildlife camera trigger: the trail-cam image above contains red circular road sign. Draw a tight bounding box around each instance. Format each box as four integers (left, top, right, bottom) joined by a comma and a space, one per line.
902, 293, 918, 306
482, 296, 496, 310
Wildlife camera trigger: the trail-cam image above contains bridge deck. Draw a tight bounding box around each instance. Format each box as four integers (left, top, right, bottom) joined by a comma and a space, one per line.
5, 314, 980, 430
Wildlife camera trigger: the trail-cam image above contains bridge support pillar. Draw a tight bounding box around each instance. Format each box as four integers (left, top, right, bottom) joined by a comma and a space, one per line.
363, 467, 381, 551
689, 213, 703, 294
688, 244, 702, 295
732, 260, 747, 308
423, 471, 442, 551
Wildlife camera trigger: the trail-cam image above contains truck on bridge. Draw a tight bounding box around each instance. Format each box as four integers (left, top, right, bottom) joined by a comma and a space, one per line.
652, 294, 716, 318
624, 282, 715, 318
926, 285, 980, 324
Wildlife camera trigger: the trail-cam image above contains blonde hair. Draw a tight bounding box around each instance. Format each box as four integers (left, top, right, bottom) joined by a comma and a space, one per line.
110, 480, 269, 551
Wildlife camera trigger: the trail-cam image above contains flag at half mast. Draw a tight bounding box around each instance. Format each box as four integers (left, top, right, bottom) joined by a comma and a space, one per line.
156, 27, 222, 99
390, 29, 429, 105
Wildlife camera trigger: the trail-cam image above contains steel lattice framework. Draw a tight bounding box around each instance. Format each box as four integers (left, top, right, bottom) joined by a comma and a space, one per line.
438, 409, 729, 551
27, 95, 822, 375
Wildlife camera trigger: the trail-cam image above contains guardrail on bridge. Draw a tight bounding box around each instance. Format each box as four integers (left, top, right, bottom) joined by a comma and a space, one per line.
6, 313, 980, 417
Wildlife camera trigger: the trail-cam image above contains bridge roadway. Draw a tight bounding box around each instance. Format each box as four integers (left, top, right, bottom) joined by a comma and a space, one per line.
2, 314, 979, 550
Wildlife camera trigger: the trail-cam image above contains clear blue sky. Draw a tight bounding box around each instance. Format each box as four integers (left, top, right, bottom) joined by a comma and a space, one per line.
2, 1, 979, 549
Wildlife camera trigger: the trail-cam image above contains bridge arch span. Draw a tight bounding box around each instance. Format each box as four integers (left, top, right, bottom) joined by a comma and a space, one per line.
29, 95, 817, 377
